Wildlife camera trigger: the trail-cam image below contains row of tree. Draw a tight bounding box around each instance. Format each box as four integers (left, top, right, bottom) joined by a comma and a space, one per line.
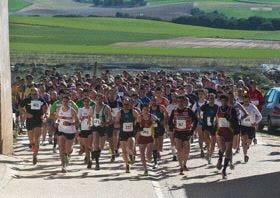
75, 0, 146, 7
172, 8, 280, 30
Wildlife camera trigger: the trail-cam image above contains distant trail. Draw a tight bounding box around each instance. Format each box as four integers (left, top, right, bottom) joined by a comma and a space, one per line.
113, 37, 280, 49
11, 0, 193, 21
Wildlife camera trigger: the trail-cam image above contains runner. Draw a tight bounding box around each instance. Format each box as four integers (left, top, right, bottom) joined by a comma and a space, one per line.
38, 83, 50, 146
137, 103, 158, 176
155, 87, 169, 107
248, 80, 264, 144
150, 96, 168, 168
114, 97, 138, 173
56, 95, 78, 173
192, 89, 208, 158
200, 93, 218, 164
50, 89, 78, 153
166, 93, 178, 161
216, 95, 239, 179
108, 88, 123, 161
78, 97, 93, 169
91, 93, 112, 170
169, 96, 198, 175
240, 94, 262, 163
20, 87, 47, 165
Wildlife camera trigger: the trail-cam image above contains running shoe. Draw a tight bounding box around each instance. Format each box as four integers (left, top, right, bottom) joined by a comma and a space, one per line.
153, 163, 158, 170
111, 155, 116, 163
172, 156, 177, 161
143, 170, 148, 176
253, 138, 257, 145
32, 155, 37, 165
126, 165, 130, 173
62, 167, 67, 173
179, 168, 184, 175
244, 155, 249, 163
200, 150, 205, 158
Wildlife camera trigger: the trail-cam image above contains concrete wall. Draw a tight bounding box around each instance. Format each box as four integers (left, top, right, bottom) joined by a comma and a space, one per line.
0, 0, 13, 155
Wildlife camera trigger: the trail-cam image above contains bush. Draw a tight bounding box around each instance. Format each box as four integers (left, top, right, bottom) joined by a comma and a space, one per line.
172, 8, 280, 31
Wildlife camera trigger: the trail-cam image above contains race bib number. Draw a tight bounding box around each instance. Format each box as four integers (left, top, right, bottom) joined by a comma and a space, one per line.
251, 100, 259, 106
123, 122, 133, 132
31, 100, 42, 110
244, 117, 251, 123
140, 128, 152, 137
207, 117, 212, 126
176, 118, 186, 130
93, 118, 101, 127
218, 118, 229, 128
81, 119, 90, 130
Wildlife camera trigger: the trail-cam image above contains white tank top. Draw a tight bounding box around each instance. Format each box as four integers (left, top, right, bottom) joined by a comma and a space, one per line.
57, 107, 76, 134
78, 107, 92, 131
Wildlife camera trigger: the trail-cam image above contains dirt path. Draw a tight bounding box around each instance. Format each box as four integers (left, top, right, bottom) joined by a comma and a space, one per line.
113, 37, 280, 49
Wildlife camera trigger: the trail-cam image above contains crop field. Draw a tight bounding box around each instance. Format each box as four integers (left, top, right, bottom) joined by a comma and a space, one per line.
9, 0, 32, 12
9, 0, 280, 19
9, 16, 280, 63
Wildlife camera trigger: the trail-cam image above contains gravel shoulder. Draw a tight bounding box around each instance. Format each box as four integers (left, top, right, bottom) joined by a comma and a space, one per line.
113, 37, 280, 49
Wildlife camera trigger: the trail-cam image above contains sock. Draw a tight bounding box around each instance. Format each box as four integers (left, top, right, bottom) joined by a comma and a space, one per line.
223, 158, 230, 171
171, 146, 176, 156
153, 150, 158, 165
218, 150, 223, 161
53, 139, 57, 148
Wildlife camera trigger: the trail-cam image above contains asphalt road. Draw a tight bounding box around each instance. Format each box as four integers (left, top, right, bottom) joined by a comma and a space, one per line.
0, 133, 279, 198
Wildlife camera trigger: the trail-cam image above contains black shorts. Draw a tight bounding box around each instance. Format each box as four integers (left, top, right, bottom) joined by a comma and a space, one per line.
26, 119, 42, 131
234, 125, 241, 135
240, 126, 255, 140
203, 126, 217, 136
92, 126, 106, 137
174, 131, 193, 142
105, 126, 113, 138
119, 131, 135, 141
79, 130, 92, 138
57, 132, 76, 140
154, 126, 165, 138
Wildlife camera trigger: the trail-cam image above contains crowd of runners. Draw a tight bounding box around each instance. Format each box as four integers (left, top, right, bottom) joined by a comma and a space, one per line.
11, 69, 264, 179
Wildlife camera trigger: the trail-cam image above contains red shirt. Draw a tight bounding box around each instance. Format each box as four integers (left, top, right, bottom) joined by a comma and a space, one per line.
248, 88, 264, 111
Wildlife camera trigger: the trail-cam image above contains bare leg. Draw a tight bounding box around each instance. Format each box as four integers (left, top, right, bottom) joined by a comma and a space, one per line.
139, 144, 148, 172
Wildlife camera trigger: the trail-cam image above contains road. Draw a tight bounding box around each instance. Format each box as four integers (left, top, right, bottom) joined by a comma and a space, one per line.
0, 133, 279, 198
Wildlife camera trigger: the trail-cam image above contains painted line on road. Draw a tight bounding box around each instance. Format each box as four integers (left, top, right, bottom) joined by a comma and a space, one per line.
152, 180, 164, 198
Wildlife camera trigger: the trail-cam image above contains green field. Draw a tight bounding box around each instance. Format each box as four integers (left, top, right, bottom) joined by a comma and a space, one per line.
9, 0, 32, 12
147, 0, 280, 18
9, 16, 280, 60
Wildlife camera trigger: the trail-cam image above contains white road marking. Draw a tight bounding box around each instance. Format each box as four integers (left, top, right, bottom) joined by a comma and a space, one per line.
152, 180, 164, 198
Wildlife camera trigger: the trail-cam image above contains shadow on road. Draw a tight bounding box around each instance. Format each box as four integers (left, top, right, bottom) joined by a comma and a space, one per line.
169, 172, 280, 198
